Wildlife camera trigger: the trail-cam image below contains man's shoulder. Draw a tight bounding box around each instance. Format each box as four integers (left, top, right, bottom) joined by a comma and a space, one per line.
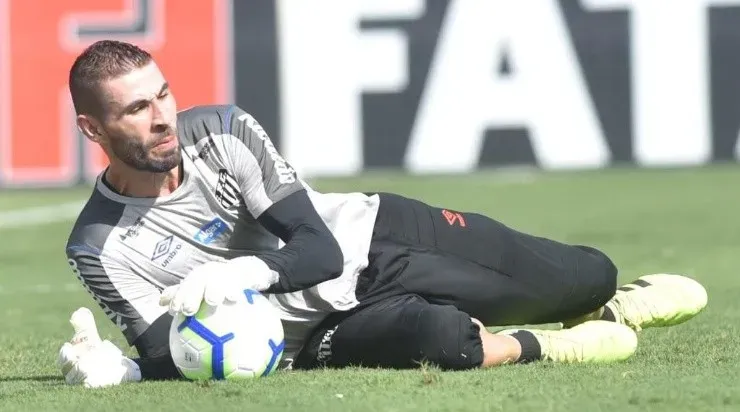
177, 104, 231, 120
176, 104, 252, 147
66, 189, 128, 256
176, 104, 252, 131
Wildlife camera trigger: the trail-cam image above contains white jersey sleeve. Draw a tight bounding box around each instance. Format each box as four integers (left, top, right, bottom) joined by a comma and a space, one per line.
220, 107, 305, 218
65, 193, 168, 346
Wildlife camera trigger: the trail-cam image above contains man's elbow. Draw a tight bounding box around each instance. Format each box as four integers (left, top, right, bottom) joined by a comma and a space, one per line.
319, 233, 344, 281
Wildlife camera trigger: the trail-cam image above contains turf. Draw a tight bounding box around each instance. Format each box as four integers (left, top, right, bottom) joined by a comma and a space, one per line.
1, 166, 739, 411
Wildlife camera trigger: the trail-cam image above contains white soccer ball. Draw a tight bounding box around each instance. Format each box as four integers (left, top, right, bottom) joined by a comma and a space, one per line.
169, 289, 285, 380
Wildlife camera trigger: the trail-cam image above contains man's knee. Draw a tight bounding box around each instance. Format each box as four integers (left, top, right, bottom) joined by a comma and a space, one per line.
293, 295, 484, 371
414, 304, 484, 371
575, 245, 618, 306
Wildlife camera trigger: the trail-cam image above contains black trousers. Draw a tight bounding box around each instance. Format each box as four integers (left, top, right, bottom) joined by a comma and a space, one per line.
293, 193, 618, 370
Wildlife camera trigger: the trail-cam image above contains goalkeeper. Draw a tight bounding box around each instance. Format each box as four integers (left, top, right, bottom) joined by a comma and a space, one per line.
59, 40, 708, 387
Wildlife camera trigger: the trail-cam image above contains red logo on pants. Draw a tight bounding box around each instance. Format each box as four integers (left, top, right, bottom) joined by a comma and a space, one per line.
442, 209, 466, 227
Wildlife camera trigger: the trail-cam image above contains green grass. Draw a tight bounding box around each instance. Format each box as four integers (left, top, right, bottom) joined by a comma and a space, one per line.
1, 165, 740, 411
0, 187, 92, 211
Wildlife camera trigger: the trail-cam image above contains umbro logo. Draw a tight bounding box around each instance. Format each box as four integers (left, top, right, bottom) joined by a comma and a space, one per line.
151, 235, 183, 268
152, 236, 173, 260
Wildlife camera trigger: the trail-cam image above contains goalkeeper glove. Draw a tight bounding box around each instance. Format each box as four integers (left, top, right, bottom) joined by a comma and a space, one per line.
57, 307, 141, 388
159, 256, 278, 316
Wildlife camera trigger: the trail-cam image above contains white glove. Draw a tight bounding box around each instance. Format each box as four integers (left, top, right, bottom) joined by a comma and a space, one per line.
159, 256, 279, 316
57, 307, 141, 388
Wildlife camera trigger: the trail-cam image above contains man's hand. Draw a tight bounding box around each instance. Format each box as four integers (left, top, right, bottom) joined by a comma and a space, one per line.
159, 257, 278, 316
57, 307, 141, 388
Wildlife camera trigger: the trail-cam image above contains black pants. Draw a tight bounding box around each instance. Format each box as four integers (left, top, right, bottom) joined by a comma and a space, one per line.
293, 193, 618, 370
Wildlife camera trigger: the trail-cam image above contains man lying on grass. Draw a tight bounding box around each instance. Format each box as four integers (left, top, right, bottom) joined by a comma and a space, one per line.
59, 40, 708, 387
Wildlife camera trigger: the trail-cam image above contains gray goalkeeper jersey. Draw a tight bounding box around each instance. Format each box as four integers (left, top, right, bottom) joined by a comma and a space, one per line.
65, 105, 380, 368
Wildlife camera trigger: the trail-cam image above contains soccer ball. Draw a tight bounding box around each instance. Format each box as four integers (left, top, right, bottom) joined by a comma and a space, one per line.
168, 289, 285, 380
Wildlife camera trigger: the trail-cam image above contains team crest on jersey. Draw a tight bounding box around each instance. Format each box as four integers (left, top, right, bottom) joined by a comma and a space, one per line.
215, 169, 244, 209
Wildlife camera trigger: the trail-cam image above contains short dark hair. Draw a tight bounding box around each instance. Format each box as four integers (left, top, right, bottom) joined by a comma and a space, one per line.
69, 40, 153, 116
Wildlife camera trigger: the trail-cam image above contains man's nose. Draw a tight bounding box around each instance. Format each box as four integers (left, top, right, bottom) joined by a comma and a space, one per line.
151, 101, 172, 132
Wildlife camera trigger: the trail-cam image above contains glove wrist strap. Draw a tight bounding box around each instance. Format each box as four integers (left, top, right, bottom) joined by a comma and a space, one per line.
229, 256, 280, 290
122, 357, 142, 382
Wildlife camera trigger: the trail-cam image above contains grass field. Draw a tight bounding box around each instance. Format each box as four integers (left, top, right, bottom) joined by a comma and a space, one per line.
1, 166, 739, 411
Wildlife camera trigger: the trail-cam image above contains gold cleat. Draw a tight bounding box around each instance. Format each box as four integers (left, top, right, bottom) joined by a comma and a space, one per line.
498, 320, 638, 364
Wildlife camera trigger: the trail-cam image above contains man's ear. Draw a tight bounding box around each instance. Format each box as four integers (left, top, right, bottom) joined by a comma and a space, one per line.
77, 115, 103, 143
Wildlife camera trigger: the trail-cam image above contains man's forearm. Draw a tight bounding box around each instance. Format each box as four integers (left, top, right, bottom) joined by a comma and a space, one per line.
131, 313, 183, 381
256, 190, 344, 293
132, 355, 181, 380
